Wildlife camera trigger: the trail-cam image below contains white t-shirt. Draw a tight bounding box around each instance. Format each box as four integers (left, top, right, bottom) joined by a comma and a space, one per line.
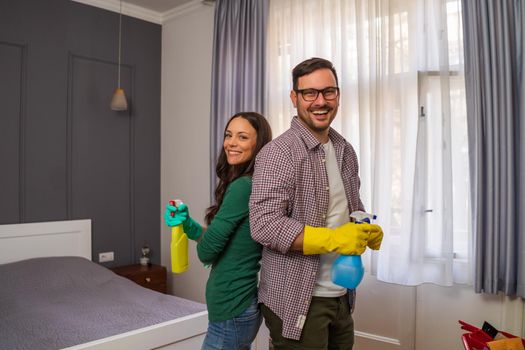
313, 139, 348, 297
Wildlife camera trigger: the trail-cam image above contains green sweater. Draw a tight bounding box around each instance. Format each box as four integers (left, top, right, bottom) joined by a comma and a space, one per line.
196, 176, 262, 322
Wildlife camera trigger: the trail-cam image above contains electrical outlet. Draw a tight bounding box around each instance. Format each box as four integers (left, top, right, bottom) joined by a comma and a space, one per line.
98, 251, 114, 263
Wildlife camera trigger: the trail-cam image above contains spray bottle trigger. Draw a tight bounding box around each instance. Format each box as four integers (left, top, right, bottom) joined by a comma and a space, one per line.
168, 199, 184, 217
169, 200, 176, 217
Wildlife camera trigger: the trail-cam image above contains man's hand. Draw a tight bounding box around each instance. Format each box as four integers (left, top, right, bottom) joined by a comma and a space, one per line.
303, 222, 376, 255
366, 224, 384, 250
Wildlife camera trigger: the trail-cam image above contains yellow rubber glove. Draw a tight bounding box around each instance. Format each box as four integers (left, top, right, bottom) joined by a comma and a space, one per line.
367, 225, 384, 250
303, 222, 379, 255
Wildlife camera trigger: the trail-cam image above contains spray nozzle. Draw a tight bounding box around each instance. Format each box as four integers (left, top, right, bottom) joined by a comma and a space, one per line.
350, 210, 377, 224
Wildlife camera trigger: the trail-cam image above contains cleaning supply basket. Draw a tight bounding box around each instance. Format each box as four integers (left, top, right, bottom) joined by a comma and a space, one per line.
459, 320, 525, 350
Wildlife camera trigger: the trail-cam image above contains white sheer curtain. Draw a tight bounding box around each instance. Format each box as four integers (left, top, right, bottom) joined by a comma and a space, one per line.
266, 0, 471, 286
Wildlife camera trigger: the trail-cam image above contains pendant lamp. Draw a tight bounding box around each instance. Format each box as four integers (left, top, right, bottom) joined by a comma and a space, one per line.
110, 0, 128, 111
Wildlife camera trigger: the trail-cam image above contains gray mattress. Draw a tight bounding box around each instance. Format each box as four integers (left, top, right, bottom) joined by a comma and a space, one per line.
0, 256, 206, 350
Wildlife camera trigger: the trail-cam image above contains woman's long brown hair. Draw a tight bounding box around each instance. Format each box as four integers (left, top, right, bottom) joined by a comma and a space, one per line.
205, 112, 272, 224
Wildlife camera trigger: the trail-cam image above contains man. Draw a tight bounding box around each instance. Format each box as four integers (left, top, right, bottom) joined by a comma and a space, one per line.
249, 57, 384, 349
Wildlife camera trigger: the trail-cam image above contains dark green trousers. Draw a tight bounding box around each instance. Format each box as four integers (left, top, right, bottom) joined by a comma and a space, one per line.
261, 295, 354, 350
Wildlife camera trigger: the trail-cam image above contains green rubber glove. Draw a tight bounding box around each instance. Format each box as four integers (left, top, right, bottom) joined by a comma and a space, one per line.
164, 203, 203, 240
164, 203, 188, 227
303, 222, 382, 255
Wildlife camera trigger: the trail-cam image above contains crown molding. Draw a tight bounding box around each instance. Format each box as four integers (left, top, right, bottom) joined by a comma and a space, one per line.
71, 0, 163, 24
162, 0, 203, 22
70, 0, 211, 24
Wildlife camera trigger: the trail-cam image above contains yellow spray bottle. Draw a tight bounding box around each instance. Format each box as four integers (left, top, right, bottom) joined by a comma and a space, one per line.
169, 199, 189, 273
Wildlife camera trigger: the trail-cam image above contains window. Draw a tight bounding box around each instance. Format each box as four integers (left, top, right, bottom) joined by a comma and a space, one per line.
267, 0, 471, 285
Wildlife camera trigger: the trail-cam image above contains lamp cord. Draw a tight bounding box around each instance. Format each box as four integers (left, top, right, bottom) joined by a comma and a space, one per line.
117, 0, 122, 88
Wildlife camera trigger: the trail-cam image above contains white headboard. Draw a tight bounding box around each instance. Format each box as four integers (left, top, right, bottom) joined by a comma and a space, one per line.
0, 219, 92, 264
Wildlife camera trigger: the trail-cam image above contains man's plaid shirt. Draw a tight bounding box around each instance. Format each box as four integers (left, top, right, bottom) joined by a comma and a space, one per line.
250, 116, 364, 340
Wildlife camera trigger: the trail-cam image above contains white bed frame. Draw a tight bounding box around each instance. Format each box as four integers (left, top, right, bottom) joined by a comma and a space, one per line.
0, 219, 208, 350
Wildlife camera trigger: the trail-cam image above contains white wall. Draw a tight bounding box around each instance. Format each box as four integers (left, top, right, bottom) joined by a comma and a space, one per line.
160, 3, 215, 303
413, 284, 524, 350
354, 275, 525, 350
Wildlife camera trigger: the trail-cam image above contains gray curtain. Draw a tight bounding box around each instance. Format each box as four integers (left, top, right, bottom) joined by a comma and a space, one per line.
209, 0, 268, 201
462, 0, 525, 297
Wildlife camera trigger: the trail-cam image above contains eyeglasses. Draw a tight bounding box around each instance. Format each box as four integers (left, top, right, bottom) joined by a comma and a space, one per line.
294, 87, 339, 101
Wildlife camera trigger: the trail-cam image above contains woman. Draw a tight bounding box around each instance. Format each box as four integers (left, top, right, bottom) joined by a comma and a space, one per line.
164, 112, 272, 350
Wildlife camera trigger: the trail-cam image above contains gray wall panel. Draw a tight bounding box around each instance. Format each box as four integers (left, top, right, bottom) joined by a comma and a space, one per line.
0, 0, 161, 267
124, 17, 162, 264
0, 42, 24, 224
69, 55, 134, 266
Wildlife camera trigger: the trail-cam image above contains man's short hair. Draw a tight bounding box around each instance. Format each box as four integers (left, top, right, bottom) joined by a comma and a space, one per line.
292, 57, 339, 90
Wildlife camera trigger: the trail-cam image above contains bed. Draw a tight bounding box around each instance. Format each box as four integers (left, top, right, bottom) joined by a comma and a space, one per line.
0, 219, 208, 350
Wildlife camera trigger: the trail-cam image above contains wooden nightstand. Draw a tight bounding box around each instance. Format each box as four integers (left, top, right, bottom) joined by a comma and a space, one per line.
112, 264, 167, 294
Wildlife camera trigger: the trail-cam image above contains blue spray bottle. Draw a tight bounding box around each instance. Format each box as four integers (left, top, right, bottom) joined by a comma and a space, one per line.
331, 211, 377, 289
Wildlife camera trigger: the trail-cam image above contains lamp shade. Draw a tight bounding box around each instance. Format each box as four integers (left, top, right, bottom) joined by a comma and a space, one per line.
110, 88, 128, 111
